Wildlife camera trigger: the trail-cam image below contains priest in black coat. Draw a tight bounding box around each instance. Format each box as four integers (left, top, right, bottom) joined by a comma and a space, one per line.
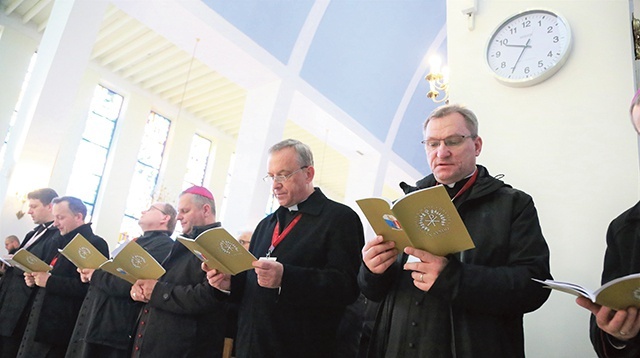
65, 202, 176, 358
17, 196, 109, 358
0, 188, 59, 358
205, 139, 365, 358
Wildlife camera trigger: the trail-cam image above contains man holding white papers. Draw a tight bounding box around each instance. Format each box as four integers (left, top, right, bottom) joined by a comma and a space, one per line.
65, 202, 176, 358
129, 186, 227, 357
17, 196, 108, 358
359, 104, 552, 357
576, 92, 640, 357
205, 139, 365, 357
0, 188, 59, 358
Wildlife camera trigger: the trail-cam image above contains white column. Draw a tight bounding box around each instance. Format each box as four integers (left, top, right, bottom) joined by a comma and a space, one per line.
223, 80, 292, 235
207, 139, 235, 220
0, 0, 108, 239
0, 22, 38, 158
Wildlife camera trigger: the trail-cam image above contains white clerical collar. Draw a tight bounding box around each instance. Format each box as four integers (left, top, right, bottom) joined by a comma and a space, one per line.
287, 204, 299, 211
443, 169, 477, 188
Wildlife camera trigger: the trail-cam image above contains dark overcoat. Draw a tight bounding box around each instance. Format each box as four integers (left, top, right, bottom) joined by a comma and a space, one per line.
359, 165, 552, 358
131, 222, 227, 358
66, 230, 173, 357
17, 223, 108, 357
230, 188, 365, 358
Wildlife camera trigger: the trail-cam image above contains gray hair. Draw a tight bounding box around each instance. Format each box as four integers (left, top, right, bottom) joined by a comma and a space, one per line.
268, 139, 314, 167
423, 104, 479, 136
52, 196, 87, 220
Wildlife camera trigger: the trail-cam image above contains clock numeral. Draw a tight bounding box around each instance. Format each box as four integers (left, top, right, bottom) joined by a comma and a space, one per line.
509, 27, 517, 35
499, 39, 509, 46
553, 36, 559, 43
495, 51, 501, 58
547, 51, 553, 57
500, 62, 507, 69
522, 20, 531, 28
524, 67, 530, 74
547, 26, 553, 34
538, 60, 544, 68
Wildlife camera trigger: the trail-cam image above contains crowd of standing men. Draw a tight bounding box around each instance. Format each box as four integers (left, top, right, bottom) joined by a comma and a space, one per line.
0, 101, 637, 357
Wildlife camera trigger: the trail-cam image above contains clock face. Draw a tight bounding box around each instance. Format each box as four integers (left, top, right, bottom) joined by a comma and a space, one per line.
486, 9, 572, 87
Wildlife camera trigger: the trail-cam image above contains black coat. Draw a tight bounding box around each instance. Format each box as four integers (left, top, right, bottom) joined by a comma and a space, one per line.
359, 165, 552, 358
0, 222, 59, 339
17, 223, 108, 358
131, 223, 227, 358
590, 200, 640, 357
229, 188, 365, 358
65, 230, 174, 357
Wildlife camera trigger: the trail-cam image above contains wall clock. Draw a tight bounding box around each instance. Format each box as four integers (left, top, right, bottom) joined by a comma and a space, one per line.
485, 9, 572, 87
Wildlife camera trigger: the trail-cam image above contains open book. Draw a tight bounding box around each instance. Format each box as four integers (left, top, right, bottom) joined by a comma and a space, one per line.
0, 249, 52, 273
533, 273, 640, 310
58, 234, 165, 284
177, 227, 257, 275
356, 185, 474, 256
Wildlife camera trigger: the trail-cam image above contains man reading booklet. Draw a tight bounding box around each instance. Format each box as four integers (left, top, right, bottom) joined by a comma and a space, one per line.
66, 202, 175, 358
129, 186, 227, 358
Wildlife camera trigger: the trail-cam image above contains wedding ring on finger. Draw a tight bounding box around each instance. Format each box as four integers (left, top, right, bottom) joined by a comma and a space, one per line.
419, 273, 424, 282
133, 292, 137, 298
620, 331, 627, 336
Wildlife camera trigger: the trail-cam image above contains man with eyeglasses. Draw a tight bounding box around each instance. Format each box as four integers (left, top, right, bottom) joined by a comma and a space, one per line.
65, 202, 176, 358
204, 139, 365, 358
359, 104, 552, 358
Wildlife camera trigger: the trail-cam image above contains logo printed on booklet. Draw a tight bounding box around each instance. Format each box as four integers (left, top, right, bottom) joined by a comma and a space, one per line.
78, 246, 91, 259
131, 255, 147, 269
382, 214, 402, 230
417, 207, 449, 236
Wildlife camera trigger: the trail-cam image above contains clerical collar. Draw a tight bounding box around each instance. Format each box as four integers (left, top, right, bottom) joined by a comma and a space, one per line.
441, 169, 476, 188
287, 204, 299, 211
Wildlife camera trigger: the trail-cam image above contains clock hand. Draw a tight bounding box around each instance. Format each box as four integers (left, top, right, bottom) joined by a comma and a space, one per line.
510, 38, 531, 74
503, 43, 533, 48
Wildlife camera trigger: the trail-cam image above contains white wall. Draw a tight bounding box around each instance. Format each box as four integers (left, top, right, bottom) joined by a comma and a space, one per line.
447, 1, 637, 356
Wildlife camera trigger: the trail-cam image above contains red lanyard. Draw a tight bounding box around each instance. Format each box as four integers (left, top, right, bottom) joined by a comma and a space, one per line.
267, 213, 302, 257
450, 169, 478, 202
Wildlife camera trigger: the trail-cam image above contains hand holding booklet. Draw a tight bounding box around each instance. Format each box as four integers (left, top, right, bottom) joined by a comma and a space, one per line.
177, 227, 257, 275
58, 234, 165, 284
0, 249, 52, 273
356, 185, 474, 256
533, 273, 640, 310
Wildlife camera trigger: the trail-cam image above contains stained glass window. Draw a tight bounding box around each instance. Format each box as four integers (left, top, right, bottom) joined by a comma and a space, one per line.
66, 85, 122, 220
119, 112, 171, 240
183, 134, 211, 188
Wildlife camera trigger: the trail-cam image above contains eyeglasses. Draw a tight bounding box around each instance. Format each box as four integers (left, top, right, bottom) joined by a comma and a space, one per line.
262, 166, 309, 184
421, 135, 476, 151
147, 205, 168, 215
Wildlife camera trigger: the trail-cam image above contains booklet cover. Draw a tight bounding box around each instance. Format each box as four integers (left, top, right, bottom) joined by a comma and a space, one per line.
533, 273, 640, 310
58, 233, 109, 269
177, 227, 257, 275
98, 240, 166, 284
3, 248, 52, 273
356, 185, 475, 256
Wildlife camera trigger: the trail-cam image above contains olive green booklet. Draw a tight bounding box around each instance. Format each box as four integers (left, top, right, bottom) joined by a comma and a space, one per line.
98, 240, 166, 284
58, 233, 108, 269
356, 185, 474, 256
533, 273, 640, 310
1, 248, 52, 273
59, 234, 165, 284
177, 227, 257, 275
